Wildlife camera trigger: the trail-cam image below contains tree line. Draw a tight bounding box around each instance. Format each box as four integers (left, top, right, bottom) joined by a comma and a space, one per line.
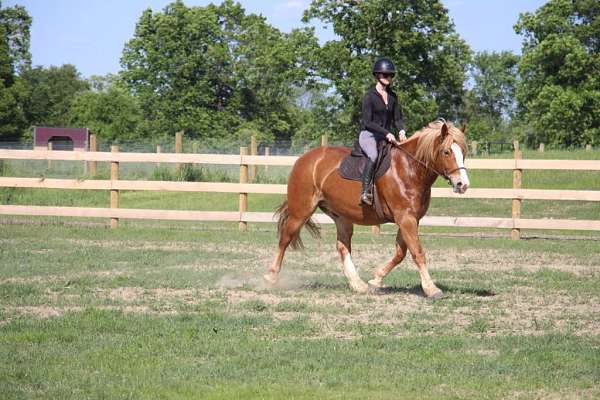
0, 0, 598, 148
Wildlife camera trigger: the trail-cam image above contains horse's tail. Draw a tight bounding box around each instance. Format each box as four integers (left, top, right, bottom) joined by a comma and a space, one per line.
274, 199, 321, 250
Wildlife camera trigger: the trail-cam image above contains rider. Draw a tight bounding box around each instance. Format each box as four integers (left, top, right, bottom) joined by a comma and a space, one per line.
358, 57, 407, 206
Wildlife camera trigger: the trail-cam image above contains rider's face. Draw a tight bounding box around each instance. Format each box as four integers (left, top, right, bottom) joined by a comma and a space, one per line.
377, 73, 394, 85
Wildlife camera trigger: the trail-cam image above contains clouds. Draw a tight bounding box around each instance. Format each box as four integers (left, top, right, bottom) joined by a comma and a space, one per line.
278, 0, 311, 12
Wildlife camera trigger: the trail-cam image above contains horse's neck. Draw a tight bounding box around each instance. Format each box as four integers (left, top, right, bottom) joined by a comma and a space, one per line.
394, 139, 438, 190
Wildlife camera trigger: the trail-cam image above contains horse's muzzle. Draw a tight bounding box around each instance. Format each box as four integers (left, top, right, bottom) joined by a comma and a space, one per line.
453, 181, 469, 194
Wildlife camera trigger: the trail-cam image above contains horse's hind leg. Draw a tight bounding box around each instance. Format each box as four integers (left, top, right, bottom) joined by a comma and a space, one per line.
264, 185, 320, 286
334, 218, 368, 294
368, 229, 407, 290
263, 213, 307, 285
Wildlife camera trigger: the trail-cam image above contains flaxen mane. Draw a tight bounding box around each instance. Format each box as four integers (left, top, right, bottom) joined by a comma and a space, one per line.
407, 120, 467, 167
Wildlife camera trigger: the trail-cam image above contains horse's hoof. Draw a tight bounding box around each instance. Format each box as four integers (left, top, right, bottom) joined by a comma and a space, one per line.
368, 282, 386, 294
350, 281, 369, 294
428, 290, 445, 300
263, 274, 278, 287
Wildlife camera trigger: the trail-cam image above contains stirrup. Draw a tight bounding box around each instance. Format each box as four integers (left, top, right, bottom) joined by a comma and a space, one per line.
359, 191, 373, 206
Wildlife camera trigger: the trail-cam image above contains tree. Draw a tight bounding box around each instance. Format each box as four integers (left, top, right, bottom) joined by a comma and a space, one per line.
69, 75, 143, 142
303, 0, 471, 141
515, 0, 600, 147
462, 51, 519, 141
0, 2, 30, 140
120, 0, 318, 144
0, 2, 30, 74
21, 64, 90, 128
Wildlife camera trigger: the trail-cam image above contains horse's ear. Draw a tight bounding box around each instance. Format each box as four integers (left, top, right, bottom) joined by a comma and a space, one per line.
440, 123, 448, 142
460, 123, 468, 134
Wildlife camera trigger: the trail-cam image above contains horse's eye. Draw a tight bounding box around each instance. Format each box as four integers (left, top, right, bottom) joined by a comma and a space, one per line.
443, 149, 451, 156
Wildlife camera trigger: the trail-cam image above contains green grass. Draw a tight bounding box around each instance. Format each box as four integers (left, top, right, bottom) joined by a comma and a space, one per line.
1, 222, 599, 399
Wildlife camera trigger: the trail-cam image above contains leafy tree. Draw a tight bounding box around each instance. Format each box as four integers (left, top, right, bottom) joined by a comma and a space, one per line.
462, 51, 519, 141
468, 51, 519, 121
0, 2, 30, 74
303, 0, 471, 141
515, 0, 600, 147
230, 16, 319, 143
21, 64, 89, 128
69, 75, 143, 142
0, 2, 30, 140
120, 0, 318, 145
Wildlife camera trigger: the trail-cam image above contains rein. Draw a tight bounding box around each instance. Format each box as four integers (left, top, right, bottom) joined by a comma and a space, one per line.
390, 141, 466, 185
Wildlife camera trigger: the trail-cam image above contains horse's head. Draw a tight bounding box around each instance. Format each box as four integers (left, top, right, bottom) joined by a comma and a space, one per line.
435, 122, 470, 194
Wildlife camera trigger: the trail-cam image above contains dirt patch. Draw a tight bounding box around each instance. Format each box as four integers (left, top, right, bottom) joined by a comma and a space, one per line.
4, 305, 82, 318
1, 269, 134, 285
91, 287, 206, 305
5, 284, 599, 338
65, 238, 198, 252
107, 287, 145, 301
215, 272, 312, 291
510, 386, 600, 400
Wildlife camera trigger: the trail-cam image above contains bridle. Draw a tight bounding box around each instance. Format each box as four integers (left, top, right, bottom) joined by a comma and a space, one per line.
390, 141, 467, 186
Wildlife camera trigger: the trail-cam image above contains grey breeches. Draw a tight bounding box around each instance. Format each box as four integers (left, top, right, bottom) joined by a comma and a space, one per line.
359, 130, 380, 162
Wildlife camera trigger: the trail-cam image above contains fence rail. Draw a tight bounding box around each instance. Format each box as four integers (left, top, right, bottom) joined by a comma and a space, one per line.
0, 147, 599, 237
2, 177, 600, 201
2, 149, 600, 170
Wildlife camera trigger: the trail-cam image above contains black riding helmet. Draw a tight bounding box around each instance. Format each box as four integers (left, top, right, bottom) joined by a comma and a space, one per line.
372, 58, 396, 76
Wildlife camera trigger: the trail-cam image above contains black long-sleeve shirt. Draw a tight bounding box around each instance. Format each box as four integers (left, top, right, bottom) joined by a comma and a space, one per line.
359, 86, 405, 141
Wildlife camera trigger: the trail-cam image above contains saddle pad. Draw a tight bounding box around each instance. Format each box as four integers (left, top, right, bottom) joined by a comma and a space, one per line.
338, 140, 394, 223
338, 139, 392, 182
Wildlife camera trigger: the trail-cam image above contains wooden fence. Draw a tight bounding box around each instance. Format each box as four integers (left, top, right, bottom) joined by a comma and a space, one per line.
0, 144, 599, 239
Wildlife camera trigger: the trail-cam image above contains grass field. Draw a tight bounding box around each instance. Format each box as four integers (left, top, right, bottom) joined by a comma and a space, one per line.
1, 221, 599, 399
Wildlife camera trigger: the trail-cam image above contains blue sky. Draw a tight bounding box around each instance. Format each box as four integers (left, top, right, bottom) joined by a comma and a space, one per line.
5, 0, 547, 78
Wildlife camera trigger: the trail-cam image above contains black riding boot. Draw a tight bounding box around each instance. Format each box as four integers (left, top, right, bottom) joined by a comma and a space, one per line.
359, 159, 376, 206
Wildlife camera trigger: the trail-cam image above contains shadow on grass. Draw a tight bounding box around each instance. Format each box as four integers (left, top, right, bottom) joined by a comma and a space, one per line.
298, 280, 495, 298
300, 281, 348, 291
368, 283, 495, 298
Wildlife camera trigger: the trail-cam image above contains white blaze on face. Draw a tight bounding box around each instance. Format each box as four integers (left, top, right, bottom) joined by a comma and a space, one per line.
450, 143, 470, 187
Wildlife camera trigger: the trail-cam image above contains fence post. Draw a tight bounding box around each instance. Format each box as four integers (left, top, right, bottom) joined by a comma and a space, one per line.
239, 146, 248, 232
303, 144, 310, 154
321, 135, 328, 147
110, 145, 120, 228
511, 140, 522, 240
539, 143, 545, 153
586, 144, 592, 152
175, 131, 183, 172
156, 144, 162, 167
89, 134, 97, 176
47, 142, 52, 169
470, 140, 478, 156
250, 135, 257, 181
372, 225, 380, 235
264, 146, 270, 176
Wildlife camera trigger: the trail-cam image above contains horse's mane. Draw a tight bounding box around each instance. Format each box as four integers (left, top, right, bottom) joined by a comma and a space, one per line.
405, 120, 467, 167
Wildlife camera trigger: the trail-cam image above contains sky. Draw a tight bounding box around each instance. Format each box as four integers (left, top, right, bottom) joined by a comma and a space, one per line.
5, 0, 547, 78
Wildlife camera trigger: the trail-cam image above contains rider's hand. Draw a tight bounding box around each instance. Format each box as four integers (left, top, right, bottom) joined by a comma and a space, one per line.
386, 133, 396, 143
398, 130, 407, 142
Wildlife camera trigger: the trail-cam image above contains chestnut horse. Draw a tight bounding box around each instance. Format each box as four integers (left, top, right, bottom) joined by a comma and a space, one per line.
264, 120, 470, 299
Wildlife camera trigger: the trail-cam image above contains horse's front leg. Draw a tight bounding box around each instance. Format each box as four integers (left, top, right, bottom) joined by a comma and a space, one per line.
398, 214, 443, 299
368, 229, 407, 289
334, 217, 368, 294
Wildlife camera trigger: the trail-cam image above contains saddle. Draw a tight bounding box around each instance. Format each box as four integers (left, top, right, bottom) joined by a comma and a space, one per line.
338, 140, 394, 222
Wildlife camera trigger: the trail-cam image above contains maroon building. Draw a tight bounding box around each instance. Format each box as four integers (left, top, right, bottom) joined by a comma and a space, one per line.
34, 127, 89, 151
